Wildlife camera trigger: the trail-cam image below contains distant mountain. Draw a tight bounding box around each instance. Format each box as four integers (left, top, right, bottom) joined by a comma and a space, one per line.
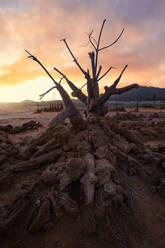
21, 100, 36, 104
20, 86, 165, 104
109, 86, 165, 101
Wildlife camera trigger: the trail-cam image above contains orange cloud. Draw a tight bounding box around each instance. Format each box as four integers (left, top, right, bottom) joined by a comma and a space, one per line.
0, 0, 165, 93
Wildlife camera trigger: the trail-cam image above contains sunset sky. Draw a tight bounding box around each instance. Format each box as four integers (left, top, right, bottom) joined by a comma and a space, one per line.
0, 0, 165, 102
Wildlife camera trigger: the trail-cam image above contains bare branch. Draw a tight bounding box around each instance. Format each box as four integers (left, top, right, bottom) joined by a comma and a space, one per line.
54, 67, 88, 105
90, 36, 97, 47
89, 83, 139, 112
58, 77, 64, 85
53, 84, 84, 127
25, 50, 76, 108
80, 82, 87, 90
95, 19, 106, 76
54, 67, 66, 79
25, 50, 58, 86
99, 28, 124, 51
49, 106, 73, 127
79, 65, 103, 90
80, 78, 99, 92
61, 39, 87, 76
39, 77, 64, 100
25, 50, 33, 57
111, 65, 128, 88
88, 65, 137, 111
111, 83, 139, 95
98, 66, 114, 81
39, 86, 57, 100
88, 30, 97, 50
97, 19, 106, 50
71, 87, 88, 105
96, 65, 102, 79
88, 52, 95, 78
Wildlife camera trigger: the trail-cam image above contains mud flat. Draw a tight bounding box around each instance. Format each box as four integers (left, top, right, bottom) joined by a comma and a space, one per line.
0, 111, 164, 248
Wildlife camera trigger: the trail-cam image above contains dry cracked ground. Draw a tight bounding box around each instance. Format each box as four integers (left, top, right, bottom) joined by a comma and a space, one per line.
0, 110, 165, 248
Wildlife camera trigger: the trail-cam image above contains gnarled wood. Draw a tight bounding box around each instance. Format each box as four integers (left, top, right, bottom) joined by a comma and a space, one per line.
81, 153, 97, 204
54, 67, 88, 105
89, 65, 138, 112
25, 50, 84, 128
26, 19, 139, 126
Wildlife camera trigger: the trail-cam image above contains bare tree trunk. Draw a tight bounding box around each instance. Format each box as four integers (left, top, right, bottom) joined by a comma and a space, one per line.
26, 19, 139, 125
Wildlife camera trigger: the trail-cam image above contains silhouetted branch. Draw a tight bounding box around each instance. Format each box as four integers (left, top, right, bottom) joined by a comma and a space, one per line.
80, 82, 87, 90
54, 67, 88, 105
90, 36, 97, 47
96, 65, 102, 79
88, 52, 95, 78
111, 65, 128, 88
88, 50, 99, 98
98, 66, 114, 81
95, 19, 106, 76
61, 39, 87, 76
39, 86, 57, 100
89, 65, 138, 111
113, 84, 139, 95
25, 50, 75, 108
88, 30, 97, 50
90, 83, 138, 112
39, 77, 63, 100
25, 50, 58, 85
52, 83, 84, 127
99, 28, 124, 51
53, 67, 66, 79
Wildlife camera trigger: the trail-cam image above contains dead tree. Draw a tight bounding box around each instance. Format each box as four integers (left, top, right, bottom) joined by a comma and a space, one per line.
25, 19, 138, 128
2, 20, 165, 248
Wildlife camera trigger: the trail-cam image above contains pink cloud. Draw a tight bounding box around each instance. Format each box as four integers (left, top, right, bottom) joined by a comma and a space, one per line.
0, 0, 165, 89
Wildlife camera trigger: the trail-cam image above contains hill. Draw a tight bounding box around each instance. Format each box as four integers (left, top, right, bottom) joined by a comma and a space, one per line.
109, 86, 165, 101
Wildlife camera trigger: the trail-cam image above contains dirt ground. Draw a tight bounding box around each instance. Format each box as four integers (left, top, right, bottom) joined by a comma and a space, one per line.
0, 109, 165, 248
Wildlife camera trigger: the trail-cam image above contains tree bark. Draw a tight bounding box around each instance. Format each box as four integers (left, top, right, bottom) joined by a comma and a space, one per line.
89, 83, 139, 112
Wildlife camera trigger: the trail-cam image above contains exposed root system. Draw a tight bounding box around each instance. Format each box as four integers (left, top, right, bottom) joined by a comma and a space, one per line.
0, 113, 165, 248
